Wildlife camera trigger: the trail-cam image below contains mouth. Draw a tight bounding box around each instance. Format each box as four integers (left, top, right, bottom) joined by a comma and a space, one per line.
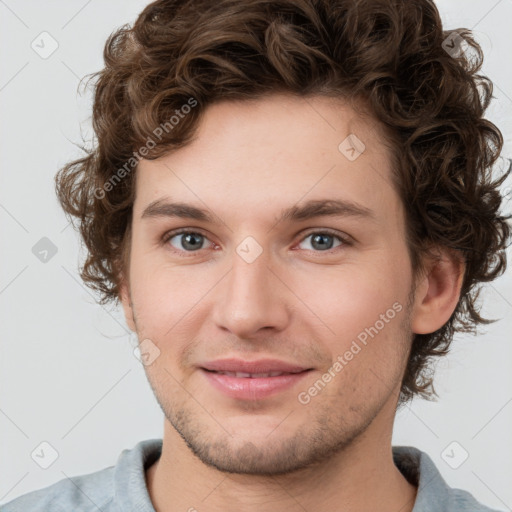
200, 357, 310, 374
202, 369, 303, 378
200, 369, 312, 400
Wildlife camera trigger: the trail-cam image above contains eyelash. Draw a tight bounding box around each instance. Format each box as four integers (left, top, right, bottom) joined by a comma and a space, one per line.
161, 228, 352, 257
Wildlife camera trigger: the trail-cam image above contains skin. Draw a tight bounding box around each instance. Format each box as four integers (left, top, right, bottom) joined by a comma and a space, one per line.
119, 93, 464, 512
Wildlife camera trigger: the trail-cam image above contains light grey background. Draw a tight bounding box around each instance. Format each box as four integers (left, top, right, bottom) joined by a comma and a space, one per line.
1, 0, 511, 508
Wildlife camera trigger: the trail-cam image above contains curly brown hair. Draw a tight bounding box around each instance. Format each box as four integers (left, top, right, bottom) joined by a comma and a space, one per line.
55, 0, 511, 405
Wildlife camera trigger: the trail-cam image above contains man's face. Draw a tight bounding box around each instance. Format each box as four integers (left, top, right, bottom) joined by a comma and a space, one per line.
121, 94, 420, 475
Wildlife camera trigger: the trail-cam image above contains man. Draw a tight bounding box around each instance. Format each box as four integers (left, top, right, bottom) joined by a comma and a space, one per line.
3, 0, 510, 510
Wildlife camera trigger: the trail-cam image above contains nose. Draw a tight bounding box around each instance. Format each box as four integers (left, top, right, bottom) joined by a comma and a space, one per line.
211, 247, 291, 339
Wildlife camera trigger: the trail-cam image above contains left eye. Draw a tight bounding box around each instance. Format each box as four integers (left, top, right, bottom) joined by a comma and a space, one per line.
163, 230, 348, 254
297, 232, 345, 252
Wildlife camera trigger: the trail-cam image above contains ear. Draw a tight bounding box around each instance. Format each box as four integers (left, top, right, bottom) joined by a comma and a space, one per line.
410, 248, 465, 335
119, 275, 136, 333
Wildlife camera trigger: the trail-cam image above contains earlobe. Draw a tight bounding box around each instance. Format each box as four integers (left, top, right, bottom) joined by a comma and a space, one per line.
119, 279, 136, 332
410, 249, 465, 335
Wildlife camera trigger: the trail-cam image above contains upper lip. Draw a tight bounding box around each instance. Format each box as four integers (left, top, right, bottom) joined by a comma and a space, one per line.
200, 358, 310, 374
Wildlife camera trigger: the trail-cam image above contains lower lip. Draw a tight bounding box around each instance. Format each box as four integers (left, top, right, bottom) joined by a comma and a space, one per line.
200, 369, 311, 400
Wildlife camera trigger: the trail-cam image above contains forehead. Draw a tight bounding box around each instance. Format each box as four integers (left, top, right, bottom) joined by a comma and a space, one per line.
133, 94, 400, 225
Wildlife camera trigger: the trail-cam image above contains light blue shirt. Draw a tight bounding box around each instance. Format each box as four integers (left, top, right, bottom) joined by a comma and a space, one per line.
0, 439, 503, 511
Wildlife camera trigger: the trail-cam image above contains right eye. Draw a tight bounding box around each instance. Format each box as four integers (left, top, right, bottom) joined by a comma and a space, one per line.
162, 229, 216, 255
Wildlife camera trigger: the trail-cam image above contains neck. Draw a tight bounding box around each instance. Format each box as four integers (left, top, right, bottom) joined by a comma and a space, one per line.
146, 420, 417, 512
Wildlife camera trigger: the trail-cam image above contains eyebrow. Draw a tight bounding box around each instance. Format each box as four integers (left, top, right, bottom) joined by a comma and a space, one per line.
141, 197, 376, 224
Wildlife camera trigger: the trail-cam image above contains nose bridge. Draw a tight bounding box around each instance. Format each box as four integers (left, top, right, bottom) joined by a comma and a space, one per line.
212, 239, 289, 336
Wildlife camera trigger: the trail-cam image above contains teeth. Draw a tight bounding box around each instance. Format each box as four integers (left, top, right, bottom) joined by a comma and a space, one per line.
215, 371, 287, 378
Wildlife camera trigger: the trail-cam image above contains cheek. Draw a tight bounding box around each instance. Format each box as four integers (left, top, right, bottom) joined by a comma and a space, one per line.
128, 255, 215, 341
128, 256, 172, 330
291, 262, 405, 331
292, 262, 411, 379
132, 265, 189, 333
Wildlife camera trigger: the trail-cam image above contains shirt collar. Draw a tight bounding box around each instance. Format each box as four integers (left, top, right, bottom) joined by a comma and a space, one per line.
393, 445, 458, 511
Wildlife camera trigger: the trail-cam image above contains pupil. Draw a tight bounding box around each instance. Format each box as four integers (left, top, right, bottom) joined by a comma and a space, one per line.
312, 234, 333, 250
183, 233, 202, 250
